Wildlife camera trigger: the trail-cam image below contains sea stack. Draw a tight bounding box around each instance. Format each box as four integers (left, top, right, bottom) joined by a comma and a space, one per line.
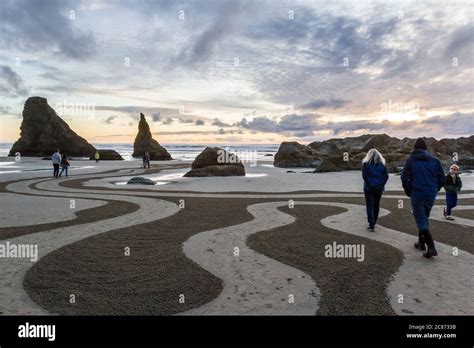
8, 97, 96, 157
132, 113, 171, 160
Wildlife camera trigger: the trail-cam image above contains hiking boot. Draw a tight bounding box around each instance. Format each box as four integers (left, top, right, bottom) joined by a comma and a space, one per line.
423, 249, 438, 258
443, 207, 447, 217
367, 225, 375, 232
421, 229, 437, 258
414, 232, 426, 251
414, 241, 426, 251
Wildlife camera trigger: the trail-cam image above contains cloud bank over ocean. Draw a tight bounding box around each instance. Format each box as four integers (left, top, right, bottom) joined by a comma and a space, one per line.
1, 0, 472, 143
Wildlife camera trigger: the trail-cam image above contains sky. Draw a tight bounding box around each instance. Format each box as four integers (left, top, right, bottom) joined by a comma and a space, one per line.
0, 0, 473, 144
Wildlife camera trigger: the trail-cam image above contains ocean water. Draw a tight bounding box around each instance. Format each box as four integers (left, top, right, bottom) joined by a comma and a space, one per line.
0, 143, 279, 162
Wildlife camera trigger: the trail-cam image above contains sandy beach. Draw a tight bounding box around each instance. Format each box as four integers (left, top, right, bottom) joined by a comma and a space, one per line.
0, 158, 472, 316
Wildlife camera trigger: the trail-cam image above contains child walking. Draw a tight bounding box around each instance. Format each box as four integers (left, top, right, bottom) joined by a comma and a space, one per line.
444, 164, 462, 220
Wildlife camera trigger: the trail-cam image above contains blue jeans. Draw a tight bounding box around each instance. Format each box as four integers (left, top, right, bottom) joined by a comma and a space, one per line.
364, 188, 383, 228
410, 196, 435, 231
59, 166, 68, 177
446, 192, 457, 215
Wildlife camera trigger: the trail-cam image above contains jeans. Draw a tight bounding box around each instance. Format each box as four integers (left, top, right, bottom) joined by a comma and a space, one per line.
59, 166, 68, 177
53, 163, 60, 177
446, 192, 457, 215
410, 196, 435, 231
364, 188, 383, 228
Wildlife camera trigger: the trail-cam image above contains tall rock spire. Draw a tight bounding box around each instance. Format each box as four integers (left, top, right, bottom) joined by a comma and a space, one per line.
132, 113, 172, 160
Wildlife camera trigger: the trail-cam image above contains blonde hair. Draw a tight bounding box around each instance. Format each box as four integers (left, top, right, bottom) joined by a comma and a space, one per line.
450, 164, 459, 171
362, 148, 386, 165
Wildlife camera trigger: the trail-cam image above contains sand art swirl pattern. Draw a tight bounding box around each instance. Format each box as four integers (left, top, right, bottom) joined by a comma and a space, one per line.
1, 167, 473, 315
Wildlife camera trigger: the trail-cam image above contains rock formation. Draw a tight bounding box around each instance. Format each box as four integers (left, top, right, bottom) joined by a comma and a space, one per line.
274, 134, 474, 173
273, 142, 322, 168
132, 113, 171, 160
8, 97, 96, 157
126, 177, 156, 185
184, 147, 246, 177
89, 149, 123, 160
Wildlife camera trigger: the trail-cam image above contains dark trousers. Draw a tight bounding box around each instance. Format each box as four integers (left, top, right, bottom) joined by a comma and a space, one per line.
59, 165, 69, 177
446, 192, 457, 215
364, 188, 383, 228
410, 196, 435, 231
53, 163, 60, 177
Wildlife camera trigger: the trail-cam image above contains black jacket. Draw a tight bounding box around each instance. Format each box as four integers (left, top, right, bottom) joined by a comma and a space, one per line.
444, 174, 462, 193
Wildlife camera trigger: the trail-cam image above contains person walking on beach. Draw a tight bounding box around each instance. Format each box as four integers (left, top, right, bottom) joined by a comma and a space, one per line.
362, 149, 389, 232
59, 153, 70, 177
142, 151, 150, 169
52, 149, 61, 178
401, 138, 445, 258
94, 150, 100, 163
444, 164, 462, 221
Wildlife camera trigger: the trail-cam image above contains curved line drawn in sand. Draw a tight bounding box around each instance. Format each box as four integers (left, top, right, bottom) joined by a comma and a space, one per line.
182, 201, 473, 316
180, 202, 320, 315
3, 171, 473, 316
0, 194, 179, 315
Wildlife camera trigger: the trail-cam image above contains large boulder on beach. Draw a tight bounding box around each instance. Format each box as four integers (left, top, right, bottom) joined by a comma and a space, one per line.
132, 113, 171, 160
126, 177, 156, 185
274, 142, 322, 167
277, 134, 474, 173
89, 149, 123, 160
184, 147, 245, 177
8, 97, 96, 157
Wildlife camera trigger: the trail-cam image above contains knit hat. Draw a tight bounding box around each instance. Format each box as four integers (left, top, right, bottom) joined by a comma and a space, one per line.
414, 138, 427, 150
450, 164, 459, 171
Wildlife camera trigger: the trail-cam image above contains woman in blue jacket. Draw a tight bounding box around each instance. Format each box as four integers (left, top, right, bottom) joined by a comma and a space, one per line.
362, 149, 389, 232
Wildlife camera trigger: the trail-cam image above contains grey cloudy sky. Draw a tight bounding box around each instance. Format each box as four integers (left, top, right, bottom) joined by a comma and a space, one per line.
0, 0, 473, 143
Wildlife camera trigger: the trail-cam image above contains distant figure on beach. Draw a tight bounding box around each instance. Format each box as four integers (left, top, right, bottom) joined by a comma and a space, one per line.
401, 138, 445, 258
142, 151, 151, 169
94, 150, 100, 163
362, 149, 389, 232
52, 149, 61, 178
59, 153, 70, 177
443, 164, 462, 221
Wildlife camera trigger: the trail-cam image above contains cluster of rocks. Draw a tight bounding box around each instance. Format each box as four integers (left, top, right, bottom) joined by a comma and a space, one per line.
89, 149, 123, 161
8, 97, 169, 162
274, 134, 474, 173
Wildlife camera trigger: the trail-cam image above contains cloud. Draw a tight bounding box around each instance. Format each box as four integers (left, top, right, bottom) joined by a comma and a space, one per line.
238, 113, 322, 136
175, 0, 249, 65
1, 0, 96, 59
162, 117, 173, 125
102, 115, 118, 124
212, 118, 232, 127
151, 112, 161, 122
445, 24, 474, 58
0, 65, 29, 97
300, 98, 351, 110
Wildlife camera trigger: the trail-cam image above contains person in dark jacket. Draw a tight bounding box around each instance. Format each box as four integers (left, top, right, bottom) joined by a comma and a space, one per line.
443, 164, 462, 220
362, 149, 389, 232
401, 138, 445, 258
142, 151, 151, 169
59, 153, 70, 177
